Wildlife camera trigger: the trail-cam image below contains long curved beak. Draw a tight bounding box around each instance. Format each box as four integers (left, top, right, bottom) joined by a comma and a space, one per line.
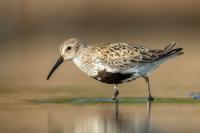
47, 56, 64, 80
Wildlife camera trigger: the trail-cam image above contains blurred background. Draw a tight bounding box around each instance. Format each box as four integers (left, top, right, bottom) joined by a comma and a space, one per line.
0, 0, 200, 100
1, 1, 200, 133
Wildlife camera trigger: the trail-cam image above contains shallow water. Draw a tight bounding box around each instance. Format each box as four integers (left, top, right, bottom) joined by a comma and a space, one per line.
0, 98, 200, 133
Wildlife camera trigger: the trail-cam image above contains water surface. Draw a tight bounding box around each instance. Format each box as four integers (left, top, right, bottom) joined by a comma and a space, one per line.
0, 98, 200, 133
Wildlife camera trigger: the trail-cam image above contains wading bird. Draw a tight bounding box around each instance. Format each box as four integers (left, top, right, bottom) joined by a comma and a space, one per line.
47, 38, 183, 101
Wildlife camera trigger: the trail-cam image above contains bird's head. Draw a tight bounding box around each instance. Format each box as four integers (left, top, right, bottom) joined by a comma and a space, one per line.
47, 38, 86, 80
60, 38, 86, 60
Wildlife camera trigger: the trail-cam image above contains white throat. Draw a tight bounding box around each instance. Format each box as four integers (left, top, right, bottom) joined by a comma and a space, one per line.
72, 56, 82, 70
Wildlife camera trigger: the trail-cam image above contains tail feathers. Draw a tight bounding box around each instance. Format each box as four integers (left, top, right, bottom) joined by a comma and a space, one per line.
153, 43, 184, 61
163, 42, 177, 54
161, 43, 183, 59
165, 47, 183, 57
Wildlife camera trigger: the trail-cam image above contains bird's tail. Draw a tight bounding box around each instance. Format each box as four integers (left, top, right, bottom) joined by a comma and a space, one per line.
152, 42, 184, 61
161, 42, 184, 59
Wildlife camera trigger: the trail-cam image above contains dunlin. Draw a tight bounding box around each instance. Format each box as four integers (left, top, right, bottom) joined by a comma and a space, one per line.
47, 38, 183, 101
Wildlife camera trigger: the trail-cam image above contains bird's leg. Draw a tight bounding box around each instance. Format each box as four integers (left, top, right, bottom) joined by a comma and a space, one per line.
112, 84, 119, 100
143, 76, 154, 101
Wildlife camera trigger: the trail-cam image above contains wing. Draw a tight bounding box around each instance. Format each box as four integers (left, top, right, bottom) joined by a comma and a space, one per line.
93, 42, 159, 71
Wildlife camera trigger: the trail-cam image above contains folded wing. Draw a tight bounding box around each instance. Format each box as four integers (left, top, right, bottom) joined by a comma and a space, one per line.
94, 42, 183, 71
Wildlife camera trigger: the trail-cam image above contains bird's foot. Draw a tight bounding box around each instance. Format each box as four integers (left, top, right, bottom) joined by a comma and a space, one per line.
112, 90, 119, 101
112, 96, 118, 101
147, 95, 154, 101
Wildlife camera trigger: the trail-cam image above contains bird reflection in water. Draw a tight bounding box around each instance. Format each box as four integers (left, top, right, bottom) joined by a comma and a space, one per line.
73, 101, 152, 133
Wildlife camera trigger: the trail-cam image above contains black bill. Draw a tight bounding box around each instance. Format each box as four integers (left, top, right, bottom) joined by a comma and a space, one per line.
47, 56, 64, 80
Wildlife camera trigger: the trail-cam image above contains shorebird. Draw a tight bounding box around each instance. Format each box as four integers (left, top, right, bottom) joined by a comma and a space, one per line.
47, 38, 183, 101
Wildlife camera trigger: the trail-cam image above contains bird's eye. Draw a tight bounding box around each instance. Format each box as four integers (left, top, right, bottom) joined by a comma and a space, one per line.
66, 46, 71, 50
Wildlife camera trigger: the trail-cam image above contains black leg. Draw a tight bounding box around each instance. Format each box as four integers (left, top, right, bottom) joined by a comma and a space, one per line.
143, 76, 154, 101
112, 84, 119, 100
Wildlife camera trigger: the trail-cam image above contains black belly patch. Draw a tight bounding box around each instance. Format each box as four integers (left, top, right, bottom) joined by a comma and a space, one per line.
93, 70, 136, 84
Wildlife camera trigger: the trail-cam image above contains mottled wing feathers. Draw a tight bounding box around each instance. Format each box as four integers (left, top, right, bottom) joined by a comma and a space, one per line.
92, 42, 183, 71
92, 42, 155, 70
